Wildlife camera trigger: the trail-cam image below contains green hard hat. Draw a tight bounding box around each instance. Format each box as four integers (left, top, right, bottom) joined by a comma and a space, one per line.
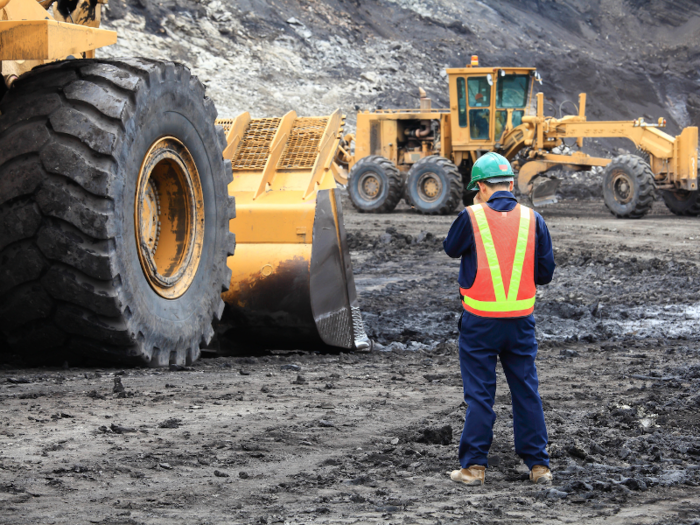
467, 152, 515, 191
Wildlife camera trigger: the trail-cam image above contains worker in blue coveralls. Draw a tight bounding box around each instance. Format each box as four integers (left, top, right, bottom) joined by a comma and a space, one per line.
443, 152, 555, 486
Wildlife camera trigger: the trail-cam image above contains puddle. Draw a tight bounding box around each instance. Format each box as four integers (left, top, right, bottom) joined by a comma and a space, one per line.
354, 275, 422, 292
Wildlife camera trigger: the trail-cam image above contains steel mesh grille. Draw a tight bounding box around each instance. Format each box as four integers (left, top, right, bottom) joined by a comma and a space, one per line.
215, 118, 235, 135
315, 308, 353, 349
278, 118, 328, 169
231, 118, 281, 170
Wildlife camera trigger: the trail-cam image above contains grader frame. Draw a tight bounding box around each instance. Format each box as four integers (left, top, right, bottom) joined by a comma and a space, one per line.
513, 92, 698, 194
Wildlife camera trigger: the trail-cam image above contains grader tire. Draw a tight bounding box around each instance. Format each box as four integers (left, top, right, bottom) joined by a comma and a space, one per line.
661, 190, 700, 216
0, 59, 235, 366
405, 155, 463, 215
602, 155, 654, 219
347, 155, 403, 213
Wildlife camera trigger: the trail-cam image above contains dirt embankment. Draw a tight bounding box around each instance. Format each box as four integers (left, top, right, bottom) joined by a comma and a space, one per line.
100, 0, 700, 147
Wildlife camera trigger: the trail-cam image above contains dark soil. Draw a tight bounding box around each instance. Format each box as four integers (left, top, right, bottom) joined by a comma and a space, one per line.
2, 197, 700, 524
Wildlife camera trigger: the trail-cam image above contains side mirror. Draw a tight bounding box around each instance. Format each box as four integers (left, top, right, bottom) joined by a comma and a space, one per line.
487, 74, 493, 86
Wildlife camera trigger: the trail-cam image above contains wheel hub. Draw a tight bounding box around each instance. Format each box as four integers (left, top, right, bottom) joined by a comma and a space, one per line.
141, 181, 161, 255
611, 170, 633, 205
670, 190, 692, 202
136, 137, 205, 299
417, 172, 442, 203
359, 173, 382, 200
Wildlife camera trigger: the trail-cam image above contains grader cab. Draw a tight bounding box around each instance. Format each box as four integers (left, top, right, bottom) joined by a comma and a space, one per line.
339, 56, 699, 218
0, 0, 370, 366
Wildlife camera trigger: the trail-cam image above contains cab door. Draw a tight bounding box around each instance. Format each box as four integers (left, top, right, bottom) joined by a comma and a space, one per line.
465, 75, 493, 143
450, 73, 495, 147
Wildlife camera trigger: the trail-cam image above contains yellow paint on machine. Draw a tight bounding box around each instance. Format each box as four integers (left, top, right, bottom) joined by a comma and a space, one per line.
216, 109, 357, 345
0, 0, 116, 62
0, 19, 116, 60
220, 111, 342, 248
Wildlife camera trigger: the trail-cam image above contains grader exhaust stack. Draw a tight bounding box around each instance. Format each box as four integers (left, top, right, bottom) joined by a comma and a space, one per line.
216, 111, 371, 351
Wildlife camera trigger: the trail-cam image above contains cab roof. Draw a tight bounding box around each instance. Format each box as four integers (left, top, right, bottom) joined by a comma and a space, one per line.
445, 66, 536, 75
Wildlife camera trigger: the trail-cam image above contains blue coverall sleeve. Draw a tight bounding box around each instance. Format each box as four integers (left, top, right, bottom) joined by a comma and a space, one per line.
443, 209, 474, 258
534, 212, 555, 285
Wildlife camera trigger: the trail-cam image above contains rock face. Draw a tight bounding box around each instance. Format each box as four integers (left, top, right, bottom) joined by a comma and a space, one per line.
99, 0, 700, 144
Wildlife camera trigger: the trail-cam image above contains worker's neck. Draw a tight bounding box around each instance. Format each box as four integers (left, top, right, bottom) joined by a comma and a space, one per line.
480, 188, 510, 202
477, 181, 513, 203
481, 188, 497, 201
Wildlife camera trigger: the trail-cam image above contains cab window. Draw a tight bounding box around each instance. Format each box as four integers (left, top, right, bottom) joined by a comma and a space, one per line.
467, 77, 490, 107
457, 77, 467, 128
467, 77, 491, 140
495, 110, 525, 141
496, 75, 529, 108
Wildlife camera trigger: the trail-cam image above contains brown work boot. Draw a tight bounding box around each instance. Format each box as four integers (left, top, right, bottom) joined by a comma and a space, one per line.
530, 465, 553, 484
449, 465, 485, 486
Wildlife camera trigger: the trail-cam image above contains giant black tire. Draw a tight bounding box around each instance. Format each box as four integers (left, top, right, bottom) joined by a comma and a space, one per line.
0, 59, 235, 366
347, 155, 403, 213
602, 155, 654, 219
661, 190, 700, 216
405, 155, 463, 215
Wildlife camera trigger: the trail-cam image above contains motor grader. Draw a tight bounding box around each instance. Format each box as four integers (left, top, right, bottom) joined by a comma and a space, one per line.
0, 0, 370, 366
337, 56, 699, 218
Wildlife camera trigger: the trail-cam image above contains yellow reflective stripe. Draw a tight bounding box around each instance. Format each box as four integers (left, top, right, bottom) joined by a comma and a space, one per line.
471, 204, 506, 303
463, 295, 535, 312
507, 205, 531, 302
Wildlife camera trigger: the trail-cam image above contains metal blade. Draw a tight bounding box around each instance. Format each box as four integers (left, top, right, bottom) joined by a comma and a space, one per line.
530, 176, 561, 206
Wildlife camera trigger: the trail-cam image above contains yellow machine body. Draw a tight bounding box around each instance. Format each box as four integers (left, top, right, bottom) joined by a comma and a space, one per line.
341, 62, 698, 199
0, 0, 116, 85
353, 109, 452, 171
216, 111, 369, 350
511, 92, 698, 193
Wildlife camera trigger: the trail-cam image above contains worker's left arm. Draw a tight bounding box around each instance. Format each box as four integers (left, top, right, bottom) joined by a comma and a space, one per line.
534, 213, 555, 285
443, 208, 474, 258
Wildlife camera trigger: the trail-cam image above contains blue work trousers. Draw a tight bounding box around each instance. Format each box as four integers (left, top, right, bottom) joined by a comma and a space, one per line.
458, 312, 549, 469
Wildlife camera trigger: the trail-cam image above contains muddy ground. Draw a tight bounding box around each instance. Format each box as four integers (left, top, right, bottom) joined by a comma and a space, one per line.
2, 195, 700, 524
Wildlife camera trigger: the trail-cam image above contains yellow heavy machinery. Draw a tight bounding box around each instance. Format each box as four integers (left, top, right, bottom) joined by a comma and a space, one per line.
215, 111, 367, 350
338, 56, 699, 218
0, 0, 369, 366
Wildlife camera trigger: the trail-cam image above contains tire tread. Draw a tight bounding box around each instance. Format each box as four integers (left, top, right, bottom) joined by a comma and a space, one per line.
348, 155, 403, 213
406, 155, 463, 215
603, 155, 654, 219
661, 189, 700, 216
0, 59, 232, 366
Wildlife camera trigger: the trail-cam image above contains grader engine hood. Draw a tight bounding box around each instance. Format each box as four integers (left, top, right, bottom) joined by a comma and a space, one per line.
216, 111, 371, 351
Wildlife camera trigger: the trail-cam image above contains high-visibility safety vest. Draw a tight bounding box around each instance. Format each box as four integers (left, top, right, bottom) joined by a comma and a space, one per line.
460, 203, 537, 318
